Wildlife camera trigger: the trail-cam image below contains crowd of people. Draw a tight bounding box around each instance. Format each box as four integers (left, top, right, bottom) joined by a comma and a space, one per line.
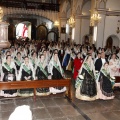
0, 39, 119, 101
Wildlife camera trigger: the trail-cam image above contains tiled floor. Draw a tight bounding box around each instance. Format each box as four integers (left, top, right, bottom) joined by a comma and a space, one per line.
1, 71, 120, 120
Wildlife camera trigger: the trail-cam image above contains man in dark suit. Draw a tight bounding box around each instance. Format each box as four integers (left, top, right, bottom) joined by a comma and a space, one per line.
95, 52, 108, 71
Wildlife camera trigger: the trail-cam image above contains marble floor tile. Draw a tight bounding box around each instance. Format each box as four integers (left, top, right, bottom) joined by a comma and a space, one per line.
29, 100, 44, 109
101, 112, 120, 120
32, 108, 51, 119
87, 113, 108, 120
1, 111, 13, 120
53, 117, 69, 120
68, 115, 86, 120
60, 105, 80, 117
41, 98, 57, 107
54, 98, 70, 106
47, 106, 64, 118
1, 103, 16, 112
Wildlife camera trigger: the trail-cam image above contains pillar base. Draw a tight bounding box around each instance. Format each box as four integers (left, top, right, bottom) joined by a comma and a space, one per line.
0, 42, 11, 49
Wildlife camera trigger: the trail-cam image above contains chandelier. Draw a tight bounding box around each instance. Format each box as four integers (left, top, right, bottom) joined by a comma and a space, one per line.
0, 7, 3, 22
67, 0, 75, 28
54, 11, 59, 26
54, 20, 59, 26
67, 15, 75, 27
91, 12, 101, 24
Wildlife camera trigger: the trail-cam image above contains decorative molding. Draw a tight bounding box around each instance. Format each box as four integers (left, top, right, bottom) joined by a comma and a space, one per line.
2, 7, 59, 22
97, 8, 120, 16
78, 14, 90, 19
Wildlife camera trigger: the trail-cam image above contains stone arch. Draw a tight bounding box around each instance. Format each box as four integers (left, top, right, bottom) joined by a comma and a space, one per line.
82, 0, 91, 15
47, 31, 58, 41
2, 7, 55, 22
82, 34, 89, 44
106, 35, 119, 48
98, 0, 106, 9
36, 24, 48, 40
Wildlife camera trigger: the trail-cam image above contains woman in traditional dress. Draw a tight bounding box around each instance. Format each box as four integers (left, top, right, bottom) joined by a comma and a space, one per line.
75, 54, 97, 101
109, 53, 119, 77
18, 56, 35, 96
2, 55, 17, 97
62, 46, 71, 70
35, 54, 50, 96
81, 47, 87, 59
2, 50, 11, 64
21, 46, 27, 58
43, 49, 51, 65
73, 52, 83, 80
66, 50, 76, 71
30, 51, 38, 71
14, 52, 23, 74
48, 50, 66, 94
96, 62, 115, 100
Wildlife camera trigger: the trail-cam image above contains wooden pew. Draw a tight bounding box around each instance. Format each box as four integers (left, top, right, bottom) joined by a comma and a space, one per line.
114, 76, 120, 87
0, 79, 72, 101
115, 76, 120, 83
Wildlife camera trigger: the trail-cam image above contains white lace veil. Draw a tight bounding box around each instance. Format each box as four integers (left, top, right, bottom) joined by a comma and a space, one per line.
48, 52, 63, 76
77, 55, 96, 78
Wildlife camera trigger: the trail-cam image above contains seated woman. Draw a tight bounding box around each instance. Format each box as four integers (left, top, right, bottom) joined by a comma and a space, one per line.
2, 55, 17, 97
35, 54, 50, 96
14, 52, 23, 75
75, 54, 97, 101
18, 56, 35, 96
62, 46, 71, 70
30, 51, 38, 71
73, 52, 83, 80
96, 62, 115, 100
48, 50, 66, 94
109, 53, 119, 77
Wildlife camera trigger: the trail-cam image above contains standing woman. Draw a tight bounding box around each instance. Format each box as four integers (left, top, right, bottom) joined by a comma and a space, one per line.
48, 50, 66, 94
75, 54, 97, 101
2, 55, 17, 97
35, 54, 50, 96
96, 62, 114, 100
73, 52, 83, 80
18, 56, 35, 96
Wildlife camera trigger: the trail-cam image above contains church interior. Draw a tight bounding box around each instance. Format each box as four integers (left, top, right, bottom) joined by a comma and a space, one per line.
0, 0, 120, 120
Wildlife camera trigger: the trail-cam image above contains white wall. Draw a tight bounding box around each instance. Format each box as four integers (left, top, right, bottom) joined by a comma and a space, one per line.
106, 0, 120, 10
60, 18, 67, 41
82, 1, 91, 15
112, 36, 119, 47
103, 16, 120, 47
79, 1, 91, 44
73, 18, 81, 44
96, 14, 106, 48
80, 19, 90, 44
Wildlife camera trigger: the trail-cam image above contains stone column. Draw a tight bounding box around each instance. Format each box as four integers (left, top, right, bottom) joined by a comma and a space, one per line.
95, 14, 106, 48
60, 17, 67, 41
89, 0, 98, 45
0, 22, 11, 49
0, 5, 10, 49
74, 16, 81, 44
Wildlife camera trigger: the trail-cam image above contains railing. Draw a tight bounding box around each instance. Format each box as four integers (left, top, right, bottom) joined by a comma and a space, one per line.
0, 0, 60, 11
0, 79, 71, 101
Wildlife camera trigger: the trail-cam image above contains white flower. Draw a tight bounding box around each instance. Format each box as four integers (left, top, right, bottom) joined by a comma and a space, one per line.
79, 75, 84, 80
